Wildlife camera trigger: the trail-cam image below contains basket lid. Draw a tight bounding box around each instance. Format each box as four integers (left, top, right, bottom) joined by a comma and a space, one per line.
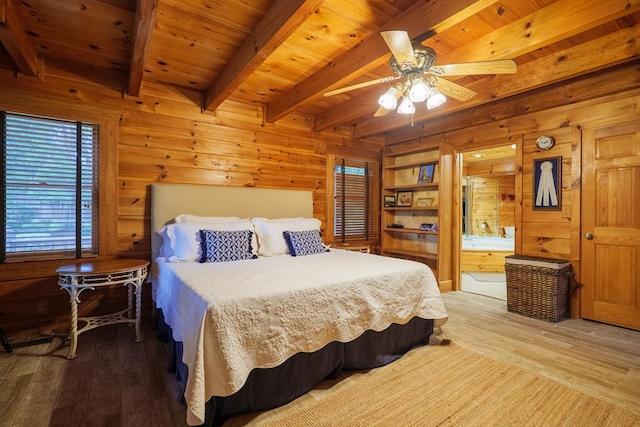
505, 255, 571, 269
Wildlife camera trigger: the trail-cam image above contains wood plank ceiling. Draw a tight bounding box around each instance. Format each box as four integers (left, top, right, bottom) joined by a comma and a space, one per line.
0, 0, 639, 141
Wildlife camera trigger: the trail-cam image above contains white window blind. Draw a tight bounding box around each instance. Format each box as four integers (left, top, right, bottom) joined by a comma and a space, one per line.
2, 112, 99, 262
334, 158, 376, 242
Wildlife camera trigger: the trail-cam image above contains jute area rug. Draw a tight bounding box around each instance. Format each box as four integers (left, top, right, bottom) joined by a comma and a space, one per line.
226, 343, 640, 427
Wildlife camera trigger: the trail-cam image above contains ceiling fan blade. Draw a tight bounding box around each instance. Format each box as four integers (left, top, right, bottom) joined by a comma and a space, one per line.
429, 59, 517, 76
433, 78, 476, 102
373, 106, 391, 117
323, 76, 400, 97
380, 30, 417, 69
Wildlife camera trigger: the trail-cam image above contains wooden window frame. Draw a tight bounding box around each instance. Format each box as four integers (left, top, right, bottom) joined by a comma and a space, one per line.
326, 153, 380, 245
0, 103, 118, 264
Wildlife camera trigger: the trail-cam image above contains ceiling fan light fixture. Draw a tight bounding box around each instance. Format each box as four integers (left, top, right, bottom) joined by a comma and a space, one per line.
397, 96, 415, 115
378, 85, 399, 110
408, 74, 429, 103
426, 86, 446, 110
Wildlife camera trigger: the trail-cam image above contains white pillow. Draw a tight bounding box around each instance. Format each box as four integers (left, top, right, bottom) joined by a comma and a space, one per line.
174, 214, 240, 223
161, 220, 257, 262
157, 226, 174, 258
252, 217, 321, 256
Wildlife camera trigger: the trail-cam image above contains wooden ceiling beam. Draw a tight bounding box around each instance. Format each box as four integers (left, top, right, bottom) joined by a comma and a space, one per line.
0, 0, 40, 78
384, 60, 640, 145
314, 89, 380, 131
319, 14, 640, 133
127, 0, 158, 98
265, 0, 496, 124
353, 0, 640, 139
363, 25, 640, 140
203, 0, 324, 113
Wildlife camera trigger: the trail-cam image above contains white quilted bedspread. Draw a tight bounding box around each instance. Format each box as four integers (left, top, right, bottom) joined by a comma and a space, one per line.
152, 250, 448, 425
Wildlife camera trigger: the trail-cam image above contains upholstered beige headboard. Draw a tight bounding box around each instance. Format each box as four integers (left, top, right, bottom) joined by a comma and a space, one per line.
150, 183, 314, 260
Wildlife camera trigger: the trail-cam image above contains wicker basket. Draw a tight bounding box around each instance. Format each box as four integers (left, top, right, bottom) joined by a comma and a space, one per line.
505, 255, 573, 322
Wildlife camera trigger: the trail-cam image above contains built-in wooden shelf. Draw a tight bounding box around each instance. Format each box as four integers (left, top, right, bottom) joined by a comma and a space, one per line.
382, 248, 437, 260
383, 207, 438, 212
383, 182, 439, 191
383, 160, 439, 171
383, 227, 438, 235
381, 144, 453, 288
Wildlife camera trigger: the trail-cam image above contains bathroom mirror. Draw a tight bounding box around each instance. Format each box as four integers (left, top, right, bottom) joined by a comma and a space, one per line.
461, 145, 516, 239
463, 176, 499, 237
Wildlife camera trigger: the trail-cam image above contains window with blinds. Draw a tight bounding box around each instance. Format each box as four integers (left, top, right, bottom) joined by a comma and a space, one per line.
1, 112, 99, 262
333, 157, 378, 242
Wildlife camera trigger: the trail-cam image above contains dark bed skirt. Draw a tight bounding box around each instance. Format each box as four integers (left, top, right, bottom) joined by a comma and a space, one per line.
155, 310, 434, 426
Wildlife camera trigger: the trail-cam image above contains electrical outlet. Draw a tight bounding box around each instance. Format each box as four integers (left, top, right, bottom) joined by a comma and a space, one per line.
35, 300, 47, 315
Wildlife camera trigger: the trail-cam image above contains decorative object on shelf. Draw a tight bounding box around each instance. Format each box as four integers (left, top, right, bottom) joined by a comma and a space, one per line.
388, 223, 404, 228
416, 197, 434, 207
533, 156, 562, 211
536, 135, 555, 151
420, 223, 438, 231
396, 190, 413, 207
384, 195, 396, 207
417, 163, 435, 184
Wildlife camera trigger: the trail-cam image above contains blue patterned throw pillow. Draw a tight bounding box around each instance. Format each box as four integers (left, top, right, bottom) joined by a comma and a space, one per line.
199, 229, 258, 263
282, 230, 329, 257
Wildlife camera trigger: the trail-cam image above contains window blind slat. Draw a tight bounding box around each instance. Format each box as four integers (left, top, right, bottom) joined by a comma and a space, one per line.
334, 157, 377, 242
2, 112, 99, 260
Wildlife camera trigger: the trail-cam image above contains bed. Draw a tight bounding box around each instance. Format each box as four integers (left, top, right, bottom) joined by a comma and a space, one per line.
149, 183, 448, 426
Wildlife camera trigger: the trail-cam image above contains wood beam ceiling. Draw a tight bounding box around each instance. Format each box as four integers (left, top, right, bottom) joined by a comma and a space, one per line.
127, 0, 158, 98
385, 60, 640, 145
353, 0, 640, 139
203, 0, 324, 113
264, 0, 496, 124
0, 0, 41, 79
358, 23, 640, 139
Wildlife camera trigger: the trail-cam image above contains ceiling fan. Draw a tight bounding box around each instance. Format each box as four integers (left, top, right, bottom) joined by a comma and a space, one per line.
323, 30, 518, 116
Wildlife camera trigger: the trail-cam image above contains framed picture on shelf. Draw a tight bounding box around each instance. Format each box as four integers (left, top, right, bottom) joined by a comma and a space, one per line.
533, 156, 562, 211
417, 163, 435, 184
384, 195, 396, 207
396, 191, 413, 207
416, 197, 434, 207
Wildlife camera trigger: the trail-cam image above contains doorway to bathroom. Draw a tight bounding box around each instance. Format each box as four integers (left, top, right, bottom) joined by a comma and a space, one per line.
460, 145, 516, 300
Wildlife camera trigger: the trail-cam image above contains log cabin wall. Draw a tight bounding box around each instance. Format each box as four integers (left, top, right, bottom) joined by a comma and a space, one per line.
467, 177, 499, 237
0, 65, 383, 340
385, 77, 640, 318
496, 176, 516, 233
1, 62, 639, 336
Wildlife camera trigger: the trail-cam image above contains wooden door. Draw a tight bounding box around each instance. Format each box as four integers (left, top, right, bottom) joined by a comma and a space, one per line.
582, 121, 640, 331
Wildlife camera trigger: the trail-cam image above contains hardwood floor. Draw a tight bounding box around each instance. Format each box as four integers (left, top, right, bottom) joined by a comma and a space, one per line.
440, 292, 640, 415
1, 291, 639, 427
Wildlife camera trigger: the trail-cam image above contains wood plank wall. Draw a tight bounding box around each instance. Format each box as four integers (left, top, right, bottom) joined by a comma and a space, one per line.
0, 65, 382, 339
386, 83, 640, 318
468, 177, 499, 236
496, 175, 516, 232
2, 61, 640, 336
